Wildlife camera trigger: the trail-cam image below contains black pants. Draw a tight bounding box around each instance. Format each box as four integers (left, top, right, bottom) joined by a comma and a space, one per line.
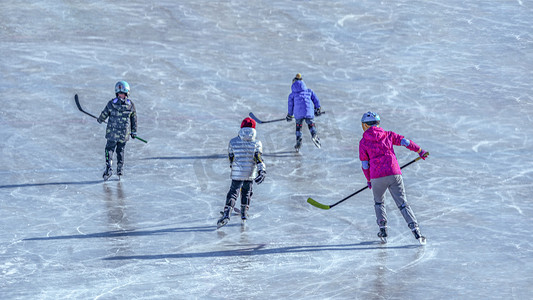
105, 140, 126, 170
225, 180, 253, 208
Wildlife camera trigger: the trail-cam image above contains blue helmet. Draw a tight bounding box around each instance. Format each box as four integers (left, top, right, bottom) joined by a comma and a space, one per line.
361, 111, 380, 123
115, 81, 130, 96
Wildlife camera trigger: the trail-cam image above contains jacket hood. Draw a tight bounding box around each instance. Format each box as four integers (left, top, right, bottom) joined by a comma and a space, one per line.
363, 126, 386, 142
239, 127, 256, 141
291, 80, 307, 93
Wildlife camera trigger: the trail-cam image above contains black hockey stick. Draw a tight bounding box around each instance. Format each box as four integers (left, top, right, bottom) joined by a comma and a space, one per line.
75, 94, 148, 143
248, 112, 285, 124
75, 94, 101, 120
249, 111, 326, 124
307, 155, 427, 210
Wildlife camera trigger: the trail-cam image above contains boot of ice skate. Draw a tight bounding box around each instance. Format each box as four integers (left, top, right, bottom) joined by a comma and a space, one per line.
217, 206, 232, 228
103, 162, 113, 181
241, 205, 249, 221
294, 137, 303, 152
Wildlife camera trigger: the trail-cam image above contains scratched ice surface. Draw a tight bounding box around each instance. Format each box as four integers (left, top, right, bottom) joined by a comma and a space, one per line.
1, 1, 532, 299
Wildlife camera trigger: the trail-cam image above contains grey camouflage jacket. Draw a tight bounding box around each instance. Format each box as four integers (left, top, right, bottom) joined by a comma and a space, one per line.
97, 98, 137, 143
228, 127, 266, 181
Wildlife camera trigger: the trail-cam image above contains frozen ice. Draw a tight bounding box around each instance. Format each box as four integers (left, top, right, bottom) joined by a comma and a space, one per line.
1, 1, 532, 299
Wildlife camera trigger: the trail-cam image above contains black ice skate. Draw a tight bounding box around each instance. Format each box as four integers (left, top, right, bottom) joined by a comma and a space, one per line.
294, 138, 303, 152
377, 227, 388, 243
240, 205, 249, 223
412, 228, 426, 245
117, 167, 123, 179
103, 164, 113, 181
311, 133, 321, 149
217, 207, 231, 229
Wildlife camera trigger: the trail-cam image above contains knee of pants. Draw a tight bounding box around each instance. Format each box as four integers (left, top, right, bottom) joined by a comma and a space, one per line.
398, 203, 408, 211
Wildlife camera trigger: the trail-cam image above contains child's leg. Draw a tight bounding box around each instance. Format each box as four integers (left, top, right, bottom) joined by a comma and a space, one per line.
105, 140, 117, 167
371, 176, 390, 228
304, 118, 317, 137
225, 180, 243, 210
388, 175, 418, 229
240, 181, 253, 218
116, 142, 126, 172
295, 118, 304, 140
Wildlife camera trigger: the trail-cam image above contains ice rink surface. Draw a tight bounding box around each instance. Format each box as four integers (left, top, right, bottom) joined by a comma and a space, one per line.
1, 1, 533, 299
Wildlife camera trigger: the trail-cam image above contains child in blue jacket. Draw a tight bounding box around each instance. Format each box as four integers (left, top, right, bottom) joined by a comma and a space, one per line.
286, 73, 322, 151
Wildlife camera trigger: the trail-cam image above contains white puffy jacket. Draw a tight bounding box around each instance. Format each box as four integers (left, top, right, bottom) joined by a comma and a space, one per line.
228, 127, 266, 181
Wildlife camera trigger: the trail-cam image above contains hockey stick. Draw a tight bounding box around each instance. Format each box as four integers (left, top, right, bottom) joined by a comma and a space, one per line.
307, 155, 426, 210
248, 112, 285, 124
75, 94, 101, 121
75, 94, 148, 143
249, 111, 326, 124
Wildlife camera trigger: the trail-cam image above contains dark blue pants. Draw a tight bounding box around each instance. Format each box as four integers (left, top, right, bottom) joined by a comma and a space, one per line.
105, 140, 126, 170
225, 180, 253, 208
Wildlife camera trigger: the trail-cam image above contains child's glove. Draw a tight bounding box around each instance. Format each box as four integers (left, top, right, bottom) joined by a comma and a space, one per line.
130, 132, 137, 139
286, 114, 293, 122
97, 118, 103, 124
367, 181, 372, 189
255, 170, 266, 184
419, 149, 429, 160
314, 107, 322, 116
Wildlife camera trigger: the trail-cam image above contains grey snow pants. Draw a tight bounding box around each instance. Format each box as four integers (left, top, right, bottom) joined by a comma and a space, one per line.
371, 175, 418, 230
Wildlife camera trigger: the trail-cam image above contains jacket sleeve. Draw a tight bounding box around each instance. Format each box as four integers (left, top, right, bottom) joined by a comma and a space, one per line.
395, 132, 422, 152
97, 102, 110, 123
310, 89, 320, 108
254, 141, 266, 172
130, 102, 137, 133
228, 141, 234, 163
359, 141, 371, 181
288, 93, 294, 116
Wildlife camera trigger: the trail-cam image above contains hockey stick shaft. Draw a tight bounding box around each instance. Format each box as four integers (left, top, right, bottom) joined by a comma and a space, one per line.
249, 111, 326, 124
307, 155, 426, 210
248, 112, 285, 124
75, 94, 103, 122
75, 94, 148, 143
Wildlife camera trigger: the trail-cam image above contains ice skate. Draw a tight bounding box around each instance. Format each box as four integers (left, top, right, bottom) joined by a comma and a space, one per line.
294, 138, 303, 152
217, 207, 231, 229
311, 133, 321, 149
117, 167, 123, 180
412, 228, 426, 245
240, 205, 249, 223
377, 227, 388, 244
103, 163, 113, 181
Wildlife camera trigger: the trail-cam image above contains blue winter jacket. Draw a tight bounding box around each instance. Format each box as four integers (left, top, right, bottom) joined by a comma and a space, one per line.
288, 80, 320, 119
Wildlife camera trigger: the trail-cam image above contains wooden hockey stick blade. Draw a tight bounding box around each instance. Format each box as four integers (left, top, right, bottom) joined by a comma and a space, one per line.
306, 198, 331, 210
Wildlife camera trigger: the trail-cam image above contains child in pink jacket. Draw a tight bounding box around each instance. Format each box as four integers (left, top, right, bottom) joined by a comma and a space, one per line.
358, 111, 428, 243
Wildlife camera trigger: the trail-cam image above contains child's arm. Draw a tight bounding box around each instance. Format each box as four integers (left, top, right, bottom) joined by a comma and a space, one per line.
310, 90, 320, 109
400, 137, 428, 159
97, 103, 110, 123
358, 143, 371, 182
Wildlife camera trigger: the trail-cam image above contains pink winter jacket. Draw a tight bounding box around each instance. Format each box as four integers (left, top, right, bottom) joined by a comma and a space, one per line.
359, 126, 421, 181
